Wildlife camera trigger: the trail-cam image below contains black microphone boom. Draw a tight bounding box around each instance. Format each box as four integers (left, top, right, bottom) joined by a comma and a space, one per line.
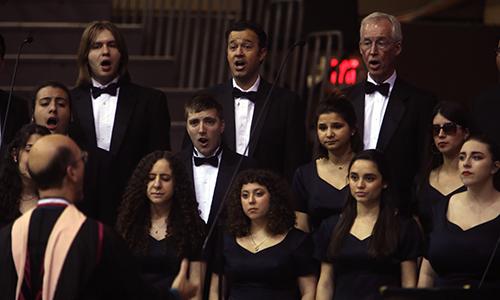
478, 233, 500, 288
202, 40, 305, 252
1, 36, 33, 147
24, 36, 34, 44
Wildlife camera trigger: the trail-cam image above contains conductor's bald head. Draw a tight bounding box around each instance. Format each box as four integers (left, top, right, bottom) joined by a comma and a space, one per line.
28, 134, 86, 202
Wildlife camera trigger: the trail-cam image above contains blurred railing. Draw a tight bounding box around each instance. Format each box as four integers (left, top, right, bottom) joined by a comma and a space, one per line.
111, 0, 344, 120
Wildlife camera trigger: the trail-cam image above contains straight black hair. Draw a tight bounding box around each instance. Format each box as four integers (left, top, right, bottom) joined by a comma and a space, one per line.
327, 150, 399, 259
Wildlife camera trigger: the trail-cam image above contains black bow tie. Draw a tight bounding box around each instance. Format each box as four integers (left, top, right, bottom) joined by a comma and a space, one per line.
365, 82, 390, 97
193, 147, 222, 167
193, 156, 218, 167
91, 83, 119, 98
232, 88, 257, 102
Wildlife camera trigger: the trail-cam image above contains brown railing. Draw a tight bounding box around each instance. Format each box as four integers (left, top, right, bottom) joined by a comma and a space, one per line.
111, 0, 344, 121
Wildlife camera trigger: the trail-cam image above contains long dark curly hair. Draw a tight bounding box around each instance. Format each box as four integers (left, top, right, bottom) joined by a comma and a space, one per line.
226, 169, 296, 237
0, 124, 51, 225
116, 151, 206, 257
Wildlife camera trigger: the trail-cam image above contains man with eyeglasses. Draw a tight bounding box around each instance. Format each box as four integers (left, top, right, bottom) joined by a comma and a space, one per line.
471, 38, 500, 148
346, 12, 436, 215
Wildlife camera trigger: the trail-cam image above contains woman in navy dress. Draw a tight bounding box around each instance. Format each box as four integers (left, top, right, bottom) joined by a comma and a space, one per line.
418, 134, 500, 288
292, 91, 362, 232
316, 150, 422, 300
415, 101, 469, 234
116, 151, 206, 299
210, 169, 317, 300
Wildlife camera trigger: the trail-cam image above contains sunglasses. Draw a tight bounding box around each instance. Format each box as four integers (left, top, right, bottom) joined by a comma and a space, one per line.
432, 122, 460, 137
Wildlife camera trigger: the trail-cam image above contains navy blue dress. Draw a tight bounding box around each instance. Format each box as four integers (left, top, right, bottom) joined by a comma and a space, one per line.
214, 228, 318, 300
416, 180, 465, 235
292, 161, 348, 231
136, 235, 201, 292
315, 215, 422, 300
426, 197, 500, 288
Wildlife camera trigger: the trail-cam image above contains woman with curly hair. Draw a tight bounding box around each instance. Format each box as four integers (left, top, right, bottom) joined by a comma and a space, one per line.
116, 151, 206, 299
0, 123, 51, 228
210, 169, 317, 300
316, 150, 422, 299
293, 91, 362, 232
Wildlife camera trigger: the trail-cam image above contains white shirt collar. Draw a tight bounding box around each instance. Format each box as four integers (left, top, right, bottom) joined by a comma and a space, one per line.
232, 75, 260, 92
193, 145, 222, 158
91, 77, 120, 88
367, 71, 397, 87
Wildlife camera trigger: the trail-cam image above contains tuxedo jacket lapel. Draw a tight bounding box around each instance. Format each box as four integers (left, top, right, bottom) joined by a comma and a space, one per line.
248, 80, 271, 156
208, 149, 234, 226
376, 80, 407, 151
73, 88, 97, 148
351, 85, 366, 140
184, 150, 195, 186
221, 81, 236, 150
109, 84, 137, 155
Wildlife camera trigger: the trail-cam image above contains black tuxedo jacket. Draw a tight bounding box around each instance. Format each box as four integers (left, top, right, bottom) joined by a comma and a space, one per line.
347, 78, 436, 212
202, 79, 307, 181
0, 89, 29, 156
71, 81, 171, 225
176, 145, 255, 227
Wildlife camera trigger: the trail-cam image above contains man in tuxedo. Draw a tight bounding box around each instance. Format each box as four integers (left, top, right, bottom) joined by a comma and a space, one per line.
470, 37, 500, 147
177, 94, 254, 227
0, 134, 196, 300
0, 33, 30, 156
346, 12, 436, 212
204, 20, 306, 181
71, 21, 171, 225
177, 94, 254, 299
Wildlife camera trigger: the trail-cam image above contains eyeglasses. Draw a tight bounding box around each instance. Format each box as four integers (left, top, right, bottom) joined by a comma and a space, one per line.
359, 38, 397, 51
432, 122, 460, 137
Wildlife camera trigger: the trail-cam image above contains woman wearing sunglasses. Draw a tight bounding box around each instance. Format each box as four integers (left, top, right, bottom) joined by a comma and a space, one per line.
415, 101, 469, 234
418, 134, 500, 288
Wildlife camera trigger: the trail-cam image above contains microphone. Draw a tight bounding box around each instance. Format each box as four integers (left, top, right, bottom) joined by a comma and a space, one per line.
292, 40, 306, 48
201, 40, 306, 252
1, 36, 33, 147
24, 36, 34, 44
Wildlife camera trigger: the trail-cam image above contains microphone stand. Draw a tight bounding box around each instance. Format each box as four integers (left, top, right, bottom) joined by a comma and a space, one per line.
478, 233, 500, 289
1, 37, 33, 147
202, 40, 306, 254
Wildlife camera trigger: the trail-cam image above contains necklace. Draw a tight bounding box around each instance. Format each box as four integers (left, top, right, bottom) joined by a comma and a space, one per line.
329, 152, 354, 170
332, 162, 348, 170
151, 221, 167, 235
249, 233, 269, 252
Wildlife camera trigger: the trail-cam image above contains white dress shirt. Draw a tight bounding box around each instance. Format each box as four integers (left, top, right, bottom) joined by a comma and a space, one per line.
91, 77, 120, 151
233, 76, 260, 156
363, 71, 397, 149
192, 147, 222, 223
